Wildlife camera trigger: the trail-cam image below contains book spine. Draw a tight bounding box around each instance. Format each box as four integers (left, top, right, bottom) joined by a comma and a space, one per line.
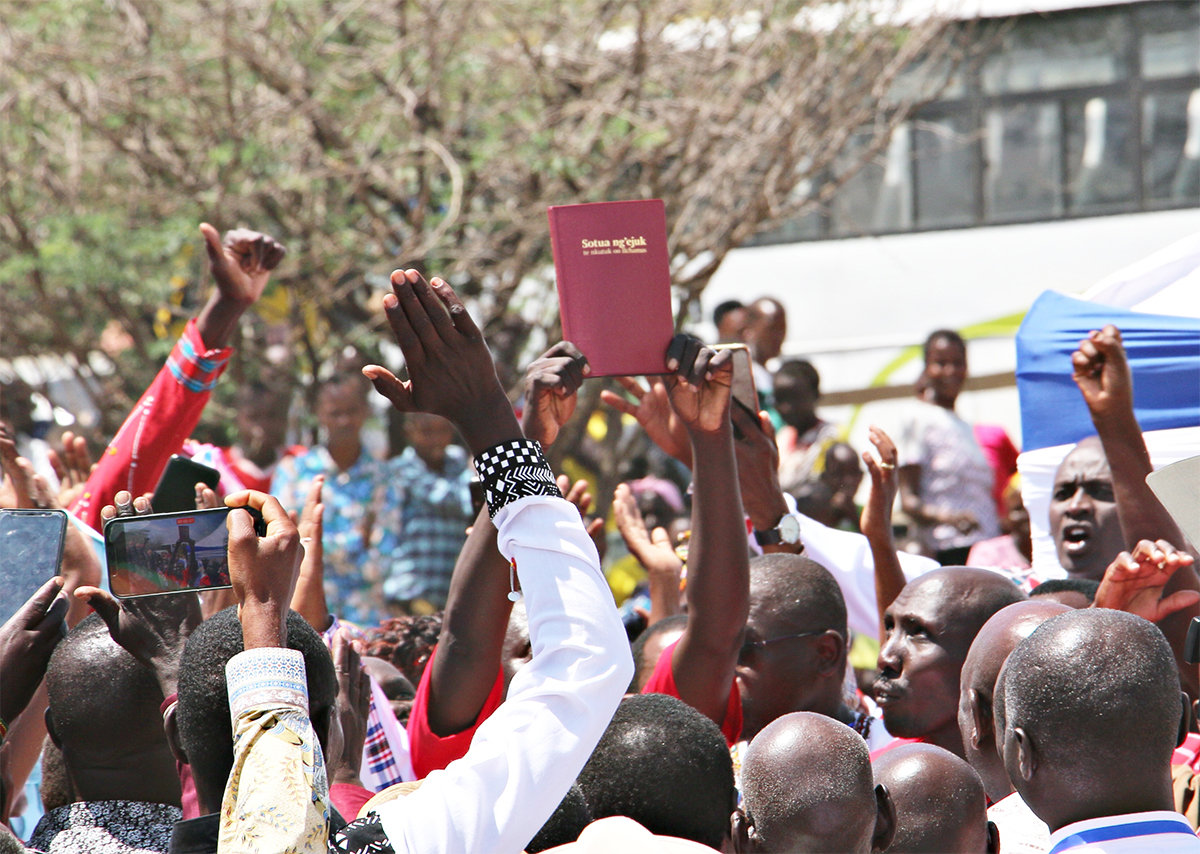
546, 209, 574, 341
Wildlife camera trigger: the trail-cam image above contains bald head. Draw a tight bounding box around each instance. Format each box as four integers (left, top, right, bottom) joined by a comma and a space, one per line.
737, 712, 891, 853
876, 569, 1025, 754
45, 614, 179, 804
748, 554, 848, 637
958, 601, 1071, 802
999, 609, 1183, 830
873, 744, 993, 854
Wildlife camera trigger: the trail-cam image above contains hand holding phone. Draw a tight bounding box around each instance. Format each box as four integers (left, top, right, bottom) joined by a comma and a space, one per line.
0, 577, 69, 724
0, 509, 68, 625
223, 490, 302, 650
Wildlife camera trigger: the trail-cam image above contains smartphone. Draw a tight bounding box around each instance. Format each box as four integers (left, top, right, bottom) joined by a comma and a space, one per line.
0, 509, 68, 624
104, 506, 262, 598
151, 455, 221, 513
713, 344, 760, 415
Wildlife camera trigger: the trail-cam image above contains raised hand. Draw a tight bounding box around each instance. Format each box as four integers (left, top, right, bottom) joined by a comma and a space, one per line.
329, 628, 370, 786
73, 585, 201, 698
600, 376, 692, 467
860, 426, 898, 545
223, 490, 302, 650
47, 431, 94, 508
663, 334, 734, 436
730, 400, 788, 533
289, 476, 331, 632
0, 577, 69, 724
1094, 539, 1199, 623
612, 483, 682, 625
521, 342, 591, 447
1071, 324, 1133, 421
363, 269, 520, 455
200, 223, 286, 307
613, 483, 681, 579
556, 474, 605, 541
0, 426, 32, 509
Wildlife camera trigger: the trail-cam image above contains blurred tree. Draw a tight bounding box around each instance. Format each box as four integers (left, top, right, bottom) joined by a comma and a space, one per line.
0, 0, 963, 503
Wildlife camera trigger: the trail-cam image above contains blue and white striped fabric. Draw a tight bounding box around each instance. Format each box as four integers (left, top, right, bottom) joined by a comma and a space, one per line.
1047, 810, 1200, 853
1014, 231, 1200, 579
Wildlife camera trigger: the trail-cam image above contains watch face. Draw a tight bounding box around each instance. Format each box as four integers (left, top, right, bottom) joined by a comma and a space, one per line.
779, 514, 802, 544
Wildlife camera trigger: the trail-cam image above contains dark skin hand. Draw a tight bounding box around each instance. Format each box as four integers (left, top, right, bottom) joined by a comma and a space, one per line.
47, 430, 94, 509
224, 490, 302, 650
1071, 325, 1200, 698
613, 482, 683, 627
329, 628, 370, 787
364, 269, 522, 455
861, 425, 907, 640
288, 476, 331, 633
600, 375, 692, 468
0, 577, 69, 724
73, 585, 202, 700
661, 334, 750, 728
423, 341, 589, 737
730, 400, 801, 554
521, 341, 591, 447
194, 224, 286, 350
1094, 539, 1199, 623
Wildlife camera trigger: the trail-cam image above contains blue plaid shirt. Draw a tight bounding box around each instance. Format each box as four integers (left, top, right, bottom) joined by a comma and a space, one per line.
272, 446, 401, 627
382, 446, 474, 608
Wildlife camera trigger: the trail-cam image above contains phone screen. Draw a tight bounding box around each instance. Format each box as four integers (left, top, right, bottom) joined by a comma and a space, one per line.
0, 509, 68, 624
152, 455, 221, 513
105, 507, 232, 598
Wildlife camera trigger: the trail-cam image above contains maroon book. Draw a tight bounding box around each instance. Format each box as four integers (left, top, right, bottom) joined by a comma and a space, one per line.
548, 199, 675, 377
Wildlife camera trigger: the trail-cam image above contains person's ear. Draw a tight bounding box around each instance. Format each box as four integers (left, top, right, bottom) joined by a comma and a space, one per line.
986, 820, 1001, 854
1013, 727, 1037, 782
968, 688, 993, 750
164, 704, 188, 765
814, 630, 845, 676
872, 783, 897, 853
44, 708, 62, 750
731, 808, 759, 854
1178, 691, 1191, 749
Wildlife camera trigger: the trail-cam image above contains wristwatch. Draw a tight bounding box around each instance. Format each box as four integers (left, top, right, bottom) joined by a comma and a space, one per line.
754, 513, 802, 547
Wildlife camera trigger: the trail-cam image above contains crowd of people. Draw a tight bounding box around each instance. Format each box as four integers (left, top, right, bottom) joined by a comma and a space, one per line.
0, 222, 1198, 854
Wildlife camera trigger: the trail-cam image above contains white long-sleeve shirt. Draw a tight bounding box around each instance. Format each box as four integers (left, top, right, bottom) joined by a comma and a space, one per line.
219, 494, 633, 854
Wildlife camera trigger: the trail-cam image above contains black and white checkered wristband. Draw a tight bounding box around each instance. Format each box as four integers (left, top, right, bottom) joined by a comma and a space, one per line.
475, 439, 562, 518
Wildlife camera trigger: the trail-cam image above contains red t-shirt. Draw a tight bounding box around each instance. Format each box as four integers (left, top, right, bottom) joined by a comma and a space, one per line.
868, 736, 923, 761
640, 639, 743, 747
406, 644, 506, 779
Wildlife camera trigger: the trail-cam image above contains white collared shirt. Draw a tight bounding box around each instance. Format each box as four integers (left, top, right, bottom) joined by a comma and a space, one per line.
1047, 810, 1200, 854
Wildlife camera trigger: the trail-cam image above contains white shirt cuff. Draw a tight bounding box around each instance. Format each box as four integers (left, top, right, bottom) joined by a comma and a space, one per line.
225, 647, 309, 722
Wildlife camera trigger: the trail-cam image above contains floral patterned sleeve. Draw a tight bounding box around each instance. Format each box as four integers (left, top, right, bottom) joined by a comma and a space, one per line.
218, 647, 331, 854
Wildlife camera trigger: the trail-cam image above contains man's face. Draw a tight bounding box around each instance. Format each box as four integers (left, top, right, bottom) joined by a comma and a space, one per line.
874, 579, 970, 740
736, 586, 825, 741
716, 307, 748, 344
236, 397, 290, 462
316, 384, 369, 447
1048, 444, 1123, 581
405, 415, 456, 470
773, 373, 818, 430
922, 339, 967, 406
746, 301, 787, 364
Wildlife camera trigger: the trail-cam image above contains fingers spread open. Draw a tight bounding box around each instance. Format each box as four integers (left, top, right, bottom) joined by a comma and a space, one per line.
600, 389, 637, 417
